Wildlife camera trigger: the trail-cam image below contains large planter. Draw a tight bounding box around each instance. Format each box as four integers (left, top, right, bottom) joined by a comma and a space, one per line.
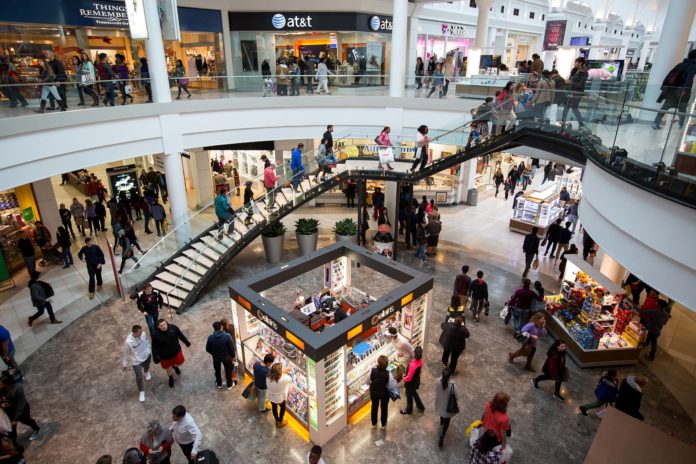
335, 233, 357, 243
296, 232, 318, 256
262, 234, 285, 263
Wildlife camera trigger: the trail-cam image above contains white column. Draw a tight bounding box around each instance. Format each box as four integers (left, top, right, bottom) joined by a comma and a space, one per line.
599, 253, 626, 285
406, 16, 419, 88
31, 178, 61, 236
642, 0, 696, 112
467, 0, 494, 77
143, 0, 172, 103
637, 39, 651, 71
384, 181, 398, 227
388, 0, 408, 97
159, 114, 190, 247
456, 159, 478, 204
190, 150, 214, 209
220, 10, 235, 90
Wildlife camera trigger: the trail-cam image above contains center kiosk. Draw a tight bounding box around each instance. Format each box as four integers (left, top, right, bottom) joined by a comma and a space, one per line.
229, 241, 433, 445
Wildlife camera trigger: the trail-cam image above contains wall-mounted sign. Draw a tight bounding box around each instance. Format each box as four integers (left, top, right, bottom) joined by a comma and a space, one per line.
441, 23, 468, 36
228, 12, 393, 34
79, 1, 129, 27
543, 20, 567, 51
370, 304, 398, 327
125, 0, 148, 39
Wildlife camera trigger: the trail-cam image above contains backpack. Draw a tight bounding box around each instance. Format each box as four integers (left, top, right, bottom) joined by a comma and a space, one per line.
374, 136, 381, 145
196, 449, 220, 464
35, 281, 55, 298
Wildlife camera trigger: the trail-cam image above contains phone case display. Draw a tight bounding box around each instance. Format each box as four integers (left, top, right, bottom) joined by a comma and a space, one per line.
324, 348, 345, 425
346, 329, 395, 415
556, 175, 583, 200
324, 257, 348, 291
544, 256, 640, 367
407, 295, 427, 349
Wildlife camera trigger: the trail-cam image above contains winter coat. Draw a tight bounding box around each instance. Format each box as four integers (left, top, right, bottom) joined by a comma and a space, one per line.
615, 376, 644, 420
434, 378, 458, 418
78, 244, 105, 267
152, 324, 190, 360
369, 366, 389, 400
205, 330, 235, 362
541, 348, 566, 380
439, 321, 470, 352
522, 232, 540, 255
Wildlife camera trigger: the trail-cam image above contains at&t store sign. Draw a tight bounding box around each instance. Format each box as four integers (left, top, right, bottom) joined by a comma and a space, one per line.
272, 13, 314, 29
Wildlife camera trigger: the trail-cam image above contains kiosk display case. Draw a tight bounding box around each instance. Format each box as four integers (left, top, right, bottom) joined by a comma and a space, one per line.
229, 242, 433, 445
509, 185, 563, 235
544, 256, 642, 367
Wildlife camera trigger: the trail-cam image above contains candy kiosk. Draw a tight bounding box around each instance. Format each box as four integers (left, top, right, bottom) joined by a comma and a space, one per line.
544, 255, 644, 367
229, 241, 433, 445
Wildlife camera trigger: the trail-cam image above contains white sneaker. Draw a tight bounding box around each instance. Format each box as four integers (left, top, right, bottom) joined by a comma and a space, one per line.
145, 371, 151, 380
139, 391, 145, 402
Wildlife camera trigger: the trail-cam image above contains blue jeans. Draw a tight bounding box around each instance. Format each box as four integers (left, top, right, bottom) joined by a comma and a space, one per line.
292, 168, 303, 191
102, 81, 115, 106
61, 247, 73, 267
217, 213, 235, 236
144, 313, 157, 338
512, 307, 531, 333
306, 76, 313, 92
415, 244, 427, 262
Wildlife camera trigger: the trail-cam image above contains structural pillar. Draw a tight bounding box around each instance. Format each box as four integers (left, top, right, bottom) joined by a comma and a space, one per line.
599, 253, 626, 286
457, 160, 477, 204
467, 0, 494, 77
189, 149, 215, 209
388, 0, 408, 97
31, 178, 61, 236
641, 0, 696, 113
143, 0, 172, 104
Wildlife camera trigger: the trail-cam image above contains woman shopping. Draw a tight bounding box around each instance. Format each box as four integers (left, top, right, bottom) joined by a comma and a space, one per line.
410, 125, 430, 173
174, 59, 191, 100
508, 312, 546, 371
34, 58, 63, 113
376, 126, 395, 171
78, 52, 100, 106
531, 340, 567, 401
368, 355, 391, 429
434, 367, 458, 448
267, 363, 291, 428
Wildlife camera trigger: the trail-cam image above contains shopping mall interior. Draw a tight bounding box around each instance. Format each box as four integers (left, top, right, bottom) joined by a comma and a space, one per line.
1, 0, 696, 463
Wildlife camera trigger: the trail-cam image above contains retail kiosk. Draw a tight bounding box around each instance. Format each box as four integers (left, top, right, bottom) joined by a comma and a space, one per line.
229, 241, 433, 445
544, 255, 643, 367
509, 184, 564, 235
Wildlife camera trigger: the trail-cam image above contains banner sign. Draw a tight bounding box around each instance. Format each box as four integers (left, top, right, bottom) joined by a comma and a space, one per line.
543, 20, 567, 51
229, 12, 393, 34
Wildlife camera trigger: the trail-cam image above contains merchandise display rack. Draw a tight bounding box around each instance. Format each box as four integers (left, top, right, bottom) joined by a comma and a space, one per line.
229, 241, 433, 445
509, 184, 563, 235
544, 256, 641, 367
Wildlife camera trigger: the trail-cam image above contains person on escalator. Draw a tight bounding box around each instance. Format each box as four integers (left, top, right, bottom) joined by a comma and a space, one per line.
561, 57, 588, 129
411, 125, 430, 173
243, 181, 254, 226
214, 188, 235, 239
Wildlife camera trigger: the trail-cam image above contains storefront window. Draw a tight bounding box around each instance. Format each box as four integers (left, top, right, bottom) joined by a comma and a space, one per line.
163, 31, 226, 89
416, 34, 472, 71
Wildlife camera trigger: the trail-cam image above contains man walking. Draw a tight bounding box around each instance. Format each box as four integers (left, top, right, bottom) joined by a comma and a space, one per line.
454, 265, 471, 308
78, 237, 105, 299
640, 299, 671, 361
152, 319, 191, 388
438, 317, 469, 374
0, 325, 20, 375
150, 200, 166, 237
169, 405, 202, 464
214, 188, 235, 239
543, 218, 562, 258
554, 221, 573, 261
290, 143, 305, 193
469, 270, 489, 322
0, 373, 40, 441
16, 232, 35, 275
70, 197, 86, 236
253, 353, 274, 413
323, 125, 334, 155
58, 203, 76, 239
651, 49, 696, 130
137, 282, 163, 338
522, 227, 540, 277
122, 325, 152, 402
206, 321, 237, 389
27, 271, 62, 327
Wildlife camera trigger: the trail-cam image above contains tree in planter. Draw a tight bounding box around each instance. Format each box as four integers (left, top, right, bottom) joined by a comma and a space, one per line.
333, 218, 358, 239
295, 218, 320, 256
261, 220, 288, 263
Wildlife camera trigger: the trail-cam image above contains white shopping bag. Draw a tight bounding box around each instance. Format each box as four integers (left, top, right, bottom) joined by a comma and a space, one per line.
494, 444, 513, 464
379, 147, 395, 164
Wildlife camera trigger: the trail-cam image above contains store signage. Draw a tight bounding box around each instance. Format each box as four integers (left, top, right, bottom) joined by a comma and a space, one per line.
79, 1, 129, 27
370, 304, 398, 327
255, 309, 278, 332
441, 23, 468, 36
543, 20, 567, 51
125, 0, 148, 39
228, 12, 393, 34
106, 164, 136, 173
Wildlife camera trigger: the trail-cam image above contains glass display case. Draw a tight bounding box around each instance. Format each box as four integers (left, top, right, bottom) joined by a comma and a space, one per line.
509, 185, 563, 235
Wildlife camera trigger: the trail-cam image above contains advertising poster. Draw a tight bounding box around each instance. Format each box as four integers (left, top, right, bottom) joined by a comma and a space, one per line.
543, 20, 567, 51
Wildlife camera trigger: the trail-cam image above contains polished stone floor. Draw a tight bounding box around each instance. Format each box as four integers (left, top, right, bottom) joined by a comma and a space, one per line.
17, 231, 696, 463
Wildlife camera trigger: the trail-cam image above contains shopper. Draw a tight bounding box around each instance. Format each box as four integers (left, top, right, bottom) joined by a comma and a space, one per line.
543, 219, 562, 258
70, 197, 86, 236
425, 215, 442, 256
509, 278, 543, 334
651, 49, 696, 129
95, 200, 107, 232
291, 143, 305, 193
414, 220, 428, 264
33, 58, 63, 113
558, 244, 578, 279
243, 180, 255, 225
323, 125, 334, 154
169, 405, 202, 463
17, 233, 35, 275
561, 57, 588, 128
369, 355, 391, 429
431, 367, 458, 448
267, 363, 291, 428
439, 316, 470, 374
263, 160, 279, 210
442, 55, 455, 96
253, 354, 274, 413
174, 59, 191, 99
56, 226, 73, 269
313, 138, 330, 182
115, 229, 138, 274
136, 283, 163, 338
531, 340, 567, 400
122, 325, 152, 403
469, 429, 501, 464
219, 318, 239, 385
372, 187, 384, 220
0, 325, 19, 375
481, 393, 511, 452
532, 281, 546, 313
493, 168, 504, 197
213, 188, 236, 239
84, 199, 99, 235
0, 62, 28, 109
139, 420, 173, 464
307, 445, 324, 464
579, 370, 619, 416
139, 57, 153, 102
114, 53, 133, 105
582, 230, 595, 261
615, 375, 647, 421
150, 200, 166, 237
400, 346, 425, 415
469, 270, 489, 322
508, 312, 546, 370
0, 373, 40, 442
27, 271, 62, 327
454, 265, 472, 308
205, 321, 236, 390
152, 319, 191, 388
315, 58, 332, 94
376, 126, 395, 171
96, 52, 116, 107
411, 125, 430, 172
639, 299, 671, 361
59, 203, 76, 239
0, 434, 24, 464
554, 221, 572, 260
415, 57, 424, 89
78, 237, 105, 299
427, 63, 444, 98
344, 180, 357, 207
522, 227, 540, 277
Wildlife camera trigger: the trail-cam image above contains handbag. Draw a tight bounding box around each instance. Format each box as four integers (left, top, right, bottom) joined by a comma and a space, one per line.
532, 258, 539, 270
178, 77, 190, 86
241, 381, 257, 400
387, 373, 400, 401
446, 383, 459, 414
540, 237, 548, 246
500, 303, 512, 325
124, 83, 133, 95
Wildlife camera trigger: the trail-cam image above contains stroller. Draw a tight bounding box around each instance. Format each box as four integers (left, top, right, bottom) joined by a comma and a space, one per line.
38, 243, 62, 267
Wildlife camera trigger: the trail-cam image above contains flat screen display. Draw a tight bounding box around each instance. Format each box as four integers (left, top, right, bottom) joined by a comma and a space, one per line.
586, 60, 624, 81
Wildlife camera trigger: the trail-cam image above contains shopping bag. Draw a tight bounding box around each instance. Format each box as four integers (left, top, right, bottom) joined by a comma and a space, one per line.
468, 425, 482, 447
446, 384, 459, 414
325, 153, 337, 168
387, 373, 400, 401
500, 304, 510, 322
532, 258, 539, 270
378, 147, 395, 164
178, 77, 190, 86
466, 420, 483, 438
241, 381, 256, 400
495, 444, 513, 464
162, 218, 168, 233
124, 84, 133, 95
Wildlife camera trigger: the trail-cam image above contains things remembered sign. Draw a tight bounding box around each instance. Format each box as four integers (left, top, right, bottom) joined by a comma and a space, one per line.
79, 1, 129, 27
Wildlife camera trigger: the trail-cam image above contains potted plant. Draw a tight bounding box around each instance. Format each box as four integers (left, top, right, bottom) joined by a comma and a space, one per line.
261, 220, 287, 263
295, 218, 320, 256
333, 218, 358, 242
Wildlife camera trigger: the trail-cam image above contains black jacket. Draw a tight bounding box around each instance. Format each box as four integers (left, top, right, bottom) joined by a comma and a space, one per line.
206, 330, 235, 361
49, 58, 67, 82
333, 306, 348, 324
470, 278, 488, 300
0, 384, 28, 421
137, 290, 163, 317
439, 322, 470, 352
17, 237, 35, 257
369, 366, 389, 399
95, 202, 106, 219
558, 227, 572, 245
615, 377, 644, 420
56, 228, 71, 248
152, 323, 190, 360
59, 207, 72, 224
545, 223, 561, 242
78, 244, 105, 267
522, 233, 540, 255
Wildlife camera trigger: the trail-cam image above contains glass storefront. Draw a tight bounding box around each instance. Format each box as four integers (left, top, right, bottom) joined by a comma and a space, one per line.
416, 34, 472, 70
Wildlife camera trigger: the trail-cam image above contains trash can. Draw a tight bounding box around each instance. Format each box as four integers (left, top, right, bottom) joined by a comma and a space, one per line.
467, 188, 478, 206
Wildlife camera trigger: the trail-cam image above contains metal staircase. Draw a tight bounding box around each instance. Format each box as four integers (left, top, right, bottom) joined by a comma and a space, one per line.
135, 126, 588, 313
